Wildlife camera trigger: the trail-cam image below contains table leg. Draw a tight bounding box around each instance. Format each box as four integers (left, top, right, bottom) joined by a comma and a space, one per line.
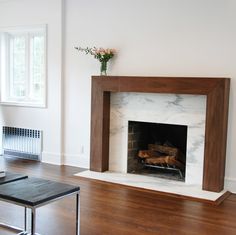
0, 206, 28, 235
31, 208, 36, 235
24, 207, 27, 231
76, 192, 80, 235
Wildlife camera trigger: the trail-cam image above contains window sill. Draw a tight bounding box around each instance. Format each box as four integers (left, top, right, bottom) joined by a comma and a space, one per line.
0, 101, 46, 108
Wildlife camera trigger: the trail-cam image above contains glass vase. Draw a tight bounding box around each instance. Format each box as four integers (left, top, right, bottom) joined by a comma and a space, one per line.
100, 61, 107, 76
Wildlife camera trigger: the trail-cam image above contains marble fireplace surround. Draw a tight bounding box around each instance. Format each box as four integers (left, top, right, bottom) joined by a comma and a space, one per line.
89, 76, 230, 193
109, 92, 205, 185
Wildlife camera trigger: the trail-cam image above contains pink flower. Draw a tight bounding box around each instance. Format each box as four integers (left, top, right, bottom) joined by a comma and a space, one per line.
75, 46, 116, 63
105, 49, 111, 54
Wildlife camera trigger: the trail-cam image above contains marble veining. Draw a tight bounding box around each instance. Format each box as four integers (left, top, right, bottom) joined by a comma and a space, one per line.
109, 92, 207, 187
167, 94, 184, 109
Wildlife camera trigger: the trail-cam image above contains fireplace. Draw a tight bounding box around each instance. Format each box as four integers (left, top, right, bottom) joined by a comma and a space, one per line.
127, 121, 187, 181
90, 76, 230, 192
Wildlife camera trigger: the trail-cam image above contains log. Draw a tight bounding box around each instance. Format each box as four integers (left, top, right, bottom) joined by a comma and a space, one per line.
148, 144, 185, 163
138, 150, 162, 159
148, 144, 178, 156
145, 155, 175, 164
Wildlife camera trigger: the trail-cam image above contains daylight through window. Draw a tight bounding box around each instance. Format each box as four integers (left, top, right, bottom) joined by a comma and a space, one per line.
0, 25, 46, 107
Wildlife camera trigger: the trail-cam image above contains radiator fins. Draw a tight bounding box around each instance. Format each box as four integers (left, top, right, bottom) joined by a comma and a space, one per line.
2, 126, 42, 161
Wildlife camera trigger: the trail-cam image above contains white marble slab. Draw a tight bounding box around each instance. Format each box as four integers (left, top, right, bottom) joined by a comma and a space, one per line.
75, 170, 226, 201
109, 93, 207, 186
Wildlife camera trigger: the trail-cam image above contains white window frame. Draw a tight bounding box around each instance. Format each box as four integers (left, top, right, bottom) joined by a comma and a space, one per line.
0, 25, 47, 108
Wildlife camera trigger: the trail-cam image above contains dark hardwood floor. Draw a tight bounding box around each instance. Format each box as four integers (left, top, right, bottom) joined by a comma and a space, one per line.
1, 156, 236, 235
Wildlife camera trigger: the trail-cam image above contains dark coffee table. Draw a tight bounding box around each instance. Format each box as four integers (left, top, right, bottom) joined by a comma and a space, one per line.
0, 177, 80, 235
0, 172, 28, 233
0, 172, 28, 185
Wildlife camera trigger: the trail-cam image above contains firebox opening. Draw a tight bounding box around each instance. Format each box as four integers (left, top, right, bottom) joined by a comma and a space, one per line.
127, 121, 187, 181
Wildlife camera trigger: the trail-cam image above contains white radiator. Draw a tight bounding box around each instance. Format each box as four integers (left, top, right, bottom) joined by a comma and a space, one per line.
2, 126, 42, 161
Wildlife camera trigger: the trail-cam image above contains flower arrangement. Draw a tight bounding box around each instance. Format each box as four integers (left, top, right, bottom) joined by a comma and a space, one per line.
75, 46, 116, 75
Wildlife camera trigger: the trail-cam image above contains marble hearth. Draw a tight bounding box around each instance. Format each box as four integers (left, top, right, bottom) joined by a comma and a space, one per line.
77, 76, 230, 200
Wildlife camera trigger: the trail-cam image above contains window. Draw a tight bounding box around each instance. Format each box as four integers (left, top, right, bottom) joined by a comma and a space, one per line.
0, 25, 46, 107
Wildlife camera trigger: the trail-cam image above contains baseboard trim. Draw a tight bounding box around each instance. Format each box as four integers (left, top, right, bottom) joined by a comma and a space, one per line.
40, 152, 89, 168
63, 153, 89, 168
225, 177, 236, 193
41, 152, 62, 165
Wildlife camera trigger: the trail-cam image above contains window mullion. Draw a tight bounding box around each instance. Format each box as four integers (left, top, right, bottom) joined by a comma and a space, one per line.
25, 33, 30, 100
6, 34, 11, 99
9, 36, 14, 99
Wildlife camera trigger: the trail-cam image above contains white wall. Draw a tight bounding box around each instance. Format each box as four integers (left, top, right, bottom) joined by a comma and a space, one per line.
64, 0, 236, 191
0, 0, 236, 192
0, 0, 64, 164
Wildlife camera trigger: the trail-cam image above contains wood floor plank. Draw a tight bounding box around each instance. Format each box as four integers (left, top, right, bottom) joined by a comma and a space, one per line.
1, 156, 236, 235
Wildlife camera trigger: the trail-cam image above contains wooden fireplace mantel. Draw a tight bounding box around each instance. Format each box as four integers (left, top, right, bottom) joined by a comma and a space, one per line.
90, 76, 230, 192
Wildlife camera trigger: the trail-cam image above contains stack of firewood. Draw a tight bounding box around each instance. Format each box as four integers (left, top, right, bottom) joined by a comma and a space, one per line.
137, 143, 185, 170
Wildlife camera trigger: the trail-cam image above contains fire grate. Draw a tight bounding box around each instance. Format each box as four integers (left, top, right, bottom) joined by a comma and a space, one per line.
143, 163, 184, 179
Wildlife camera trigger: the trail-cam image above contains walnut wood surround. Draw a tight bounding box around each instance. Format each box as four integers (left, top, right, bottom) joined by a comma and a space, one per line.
90, 76, 230, 192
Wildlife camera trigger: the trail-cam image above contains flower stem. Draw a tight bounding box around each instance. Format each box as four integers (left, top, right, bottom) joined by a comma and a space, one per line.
100, 61, 107, 75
